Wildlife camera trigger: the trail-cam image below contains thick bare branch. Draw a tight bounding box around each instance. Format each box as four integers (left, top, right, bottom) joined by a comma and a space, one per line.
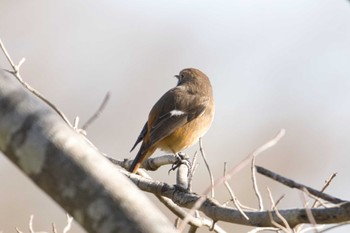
137, 170, 226, 232
120, 169, 350, 227
0, 70, 176, 233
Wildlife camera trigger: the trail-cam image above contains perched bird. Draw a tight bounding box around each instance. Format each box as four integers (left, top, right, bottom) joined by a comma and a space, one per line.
129, 68, 215, 173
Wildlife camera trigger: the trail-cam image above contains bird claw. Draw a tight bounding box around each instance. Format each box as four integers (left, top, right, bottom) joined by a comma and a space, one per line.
168, 152, 191, 174
168, 163, 179, 174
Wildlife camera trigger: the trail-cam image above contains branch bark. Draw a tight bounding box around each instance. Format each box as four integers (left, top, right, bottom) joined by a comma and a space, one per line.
0, 70, 176, 233
119, 169, 350, 228
256, 166, 346, 204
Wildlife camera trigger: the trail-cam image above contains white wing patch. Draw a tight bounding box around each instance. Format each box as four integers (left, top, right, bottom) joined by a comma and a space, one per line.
170, 109, 186, 116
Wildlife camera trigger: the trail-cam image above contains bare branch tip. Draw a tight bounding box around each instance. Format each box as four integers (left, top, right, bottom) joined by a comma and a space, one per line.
17, 57, 26, 69
81, 91, 111, 130
63, 213, 73, 233
15, 228, 23, 233
29, 215, 35, 233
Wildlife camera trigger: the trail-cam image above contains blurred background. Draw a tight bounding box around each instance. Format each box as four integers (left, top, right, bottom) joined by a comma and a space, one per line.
1, 0, 350, 232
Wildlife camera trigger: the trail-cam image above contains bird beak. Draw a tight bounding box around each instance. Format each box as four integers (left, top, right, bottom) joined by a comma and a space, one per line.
174, 75, 180, 80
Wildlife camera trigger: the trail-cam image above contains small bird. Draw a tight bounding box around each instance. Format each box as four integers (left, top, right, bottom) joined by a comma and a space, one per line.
129, 68, 215, 173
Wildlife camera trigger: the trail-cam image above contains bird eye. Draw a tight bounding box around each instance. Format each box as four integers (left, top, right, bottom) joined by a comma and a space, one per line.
179, 73, 186, 81
175, 74, 183, 85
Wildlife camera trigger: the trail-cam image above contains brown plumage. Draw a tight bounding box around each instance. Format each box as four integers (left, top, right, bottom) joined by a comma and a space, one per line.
129, 68, 215, 173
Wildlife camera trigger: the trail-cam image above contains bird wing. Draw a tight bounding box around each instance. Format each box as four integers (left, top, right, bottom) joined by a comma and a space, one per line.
130, 87, 209, 153
147, 87, 209, 146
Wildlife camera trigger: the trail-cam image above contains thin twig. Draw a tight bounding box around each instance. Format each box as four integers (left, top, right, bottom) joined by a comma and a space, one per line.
274, 194, 285, 207
320, 173, 337, 193
301, 188, 319, 233
247, 227, 279, 233
179, 129, 286, 232
15, 228, 24, 233
312, 173, 337, 208
223, 162, 249, 220
267, 188, 291, 232
63, 214, 73, 233
0, 38, 22, 76
188, 151, 198, 192
251, 155, 263, 211
73, 117, 80, 129
17, 57, 26, 70
29, 215, 35, 233
306, 192, 329, 208
191, 151, 198, 175
268, 211, 288, 232
81, 92, 111, 130
52, 223, 57, 233
199, 137, 215, 198
256, 166, 346, 204
0, 38, 73, 127
174, 218, 180, 228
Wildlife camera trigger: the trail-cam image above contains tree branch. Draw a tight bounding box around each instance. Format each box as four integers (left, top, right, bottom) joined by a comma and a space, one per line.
120, 169, 350, 227
256, 166, 347, 204
0, 70, 176, 233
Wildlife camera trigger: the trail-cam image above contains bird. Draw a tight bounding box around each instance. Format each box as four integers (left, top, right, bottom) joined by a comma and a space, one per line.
129, 68, 215, 173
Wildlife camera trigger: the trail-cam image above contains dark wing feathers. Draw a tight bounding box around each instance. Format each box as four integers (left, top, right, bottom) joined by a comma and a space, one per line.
148, 112, 188, 145
131, 87, 209, 152
130, 122, 148, 152
148, 88, 209, 146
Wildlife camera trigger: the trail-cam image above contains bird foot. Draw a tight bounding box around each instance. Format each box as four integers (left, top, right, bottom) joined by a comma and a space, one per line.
168, 152, 191, 174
